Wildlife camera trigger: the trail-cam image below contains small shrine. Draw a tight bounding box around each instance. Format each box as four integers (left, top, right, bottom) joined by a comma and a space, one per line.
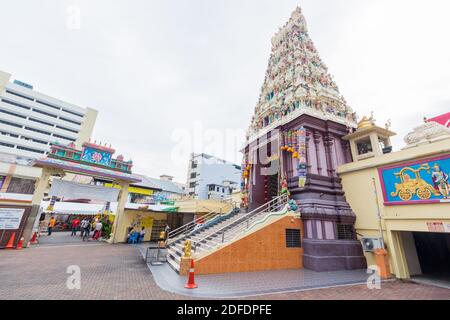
48, 141, 133, 173
343, 113, 396, 161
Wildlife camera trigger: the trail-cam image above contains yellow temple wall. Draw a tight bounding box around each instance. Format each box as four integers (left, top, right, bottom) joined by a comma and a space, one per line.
338, 138, 450, 279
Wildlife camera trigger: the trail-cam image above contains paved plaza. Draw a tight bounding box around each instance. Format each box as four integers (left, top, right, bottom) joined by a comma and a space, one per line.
0, 235, 449, 300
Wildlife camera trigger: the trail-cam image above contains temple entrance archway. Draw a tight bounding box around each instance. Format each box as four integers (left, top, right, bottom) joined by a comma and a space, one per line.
21, 141, 140, 247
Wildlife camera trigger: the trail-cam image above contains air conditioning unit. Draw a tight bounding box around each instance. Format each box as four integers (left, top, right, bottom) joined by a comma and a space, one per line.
361, 237, 384, 253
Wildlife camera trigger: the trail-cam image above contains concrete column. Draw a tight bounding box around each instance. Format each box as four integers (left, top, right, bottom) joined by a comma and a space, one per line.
349, 140, 358, 161
111, 180, 129, 244
22, 167, 56, 247
370, 133, 382, 156
385, 229, 409, 279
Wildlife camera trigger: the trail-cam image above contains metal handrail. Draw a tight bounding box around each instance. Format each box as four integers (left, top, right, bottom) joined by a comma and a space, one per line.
219, 200, 288, 245
167, 204, 232, 245
192, 194, 289, 251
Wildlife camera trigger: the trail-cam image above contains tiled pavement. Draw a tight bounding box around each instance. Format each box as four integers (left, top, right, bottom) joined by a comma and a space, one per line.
36, 231, 107, 246
0, 236, 449, 300
144, 255, 372, 298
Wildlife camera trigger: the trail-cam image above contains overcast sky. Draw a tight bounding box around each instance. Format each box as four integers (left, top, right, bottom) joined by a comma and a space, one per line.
1, 0, 449, 183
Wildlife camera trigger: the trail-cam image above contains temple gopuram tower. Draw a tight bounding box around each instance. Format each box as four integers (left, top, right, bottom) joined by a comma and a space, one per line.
242, 7, 366, 271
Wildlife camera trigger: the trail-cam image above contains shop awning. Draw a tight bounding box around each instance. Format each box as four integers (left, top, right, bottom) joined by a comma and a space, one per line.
40, 201, 105, 215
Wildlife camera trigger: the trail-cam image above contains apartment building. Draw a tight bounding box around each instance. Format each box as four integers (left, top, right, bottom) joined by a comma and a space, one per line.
0, 70, 97, 159
186, 153, 241, 200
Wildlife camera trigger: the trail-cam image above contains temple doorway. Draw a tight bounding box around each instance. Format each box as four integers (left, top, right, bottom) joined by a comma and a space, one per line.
413, 232, 450, 280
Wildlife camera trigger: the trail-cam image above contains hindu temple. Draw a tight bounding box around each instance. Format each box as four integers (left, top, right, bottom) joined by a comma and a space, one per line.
241, 7, 366, 271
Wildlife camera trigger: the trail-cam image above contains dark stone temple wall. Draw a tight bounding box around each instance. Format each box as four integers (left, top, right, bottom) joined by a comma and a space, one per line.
246, 114, 366, 271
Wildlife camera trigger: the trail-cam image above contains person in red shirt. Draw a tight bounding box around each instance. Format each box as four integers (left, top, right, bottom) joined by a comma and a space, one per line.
71, 217, 81, 236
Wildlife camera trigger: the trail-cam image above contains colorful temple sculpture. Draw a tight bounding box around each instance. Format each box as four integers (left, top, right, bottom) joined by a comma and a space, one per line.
47, 141, 133, 174
242, 7, 366, 271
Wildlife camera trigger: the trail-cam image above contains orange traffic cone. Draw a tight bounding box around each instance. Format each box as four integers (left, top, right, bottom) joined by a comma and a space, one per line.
184, 260, 198, 289
30, 232, 38, 245
16, 237, 24, 250
5, 232, 16, 249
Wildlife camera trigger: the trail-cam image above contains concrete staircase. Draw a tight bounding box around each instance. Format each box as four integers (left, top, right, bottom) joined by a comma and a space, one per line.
166, 195, 289, 273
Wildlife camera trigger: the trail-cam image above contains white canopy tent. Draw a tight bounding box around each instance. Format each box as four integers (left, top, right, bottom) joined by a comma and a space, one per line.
40, 201, 106, 216
39, 201, 177, 215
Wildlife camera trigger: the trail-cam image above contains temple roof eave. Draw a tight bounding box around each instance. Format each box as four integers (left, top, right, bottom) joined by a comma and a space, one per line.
33, 158, 141, 184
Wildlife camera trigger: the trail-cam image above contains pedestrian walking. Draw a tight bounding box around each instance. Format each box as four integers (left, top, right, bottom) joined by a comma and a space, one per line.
48, 216, 56, 236
80, 218, 86, 238
81, 218, 91, 241
93, 220, 103, 240
71, 217, 80, 236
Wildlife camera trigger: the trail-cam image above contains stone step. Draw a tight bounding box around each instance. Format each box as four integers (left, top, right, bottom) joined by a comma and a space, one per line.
167, 255, 180, 273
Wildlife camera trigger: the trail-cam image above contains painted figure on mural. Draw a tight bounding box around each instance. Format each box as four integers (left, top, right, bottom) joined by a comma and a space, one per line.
431, 163, 450, 199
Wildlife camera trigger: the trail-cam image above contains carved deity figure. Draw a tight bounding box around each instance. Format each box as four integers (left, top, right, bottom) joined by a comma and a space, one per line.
280, 177, 290, 196
183, 240, 192, 258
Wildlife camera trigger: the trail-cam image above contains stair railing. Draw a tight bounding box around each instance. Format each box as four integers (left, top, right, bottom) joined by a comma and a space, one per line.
192, 194, 289, 252
167, 204, 232, 245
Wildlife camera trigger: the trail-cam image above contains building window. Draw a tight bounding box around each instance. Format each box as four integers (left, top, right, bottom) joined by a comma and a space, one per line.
0, 131, 19, 138
20, 136, 48, 145
191, 161, 197, 169
6, 177, 36, 194
24, 126, 51, 136
356, 138, 373, 155
285, 229, 301, 248
190, 172, 197, 179
5, 90, 34, 101
0, 108, 27, 119
0, 119, 22, 128
52, 134, 76, 142
0, 141, 15, 148
1, 98, 31, 110
337, 224, 355, 240
189, 182, 196, 188
29, 118, 54, 127
36, 100, 61, 110
61, 108, 84, 118
59, 117, 82, 126
16, 145, 46, 154
56, 125, 78, 134
32, 108, 57, 118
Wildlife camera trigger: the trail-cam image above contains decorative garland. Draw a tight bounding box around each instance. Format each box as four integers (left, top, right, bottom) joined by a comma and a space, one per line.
280, 127, 308, 188
297, 127, 307, 187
